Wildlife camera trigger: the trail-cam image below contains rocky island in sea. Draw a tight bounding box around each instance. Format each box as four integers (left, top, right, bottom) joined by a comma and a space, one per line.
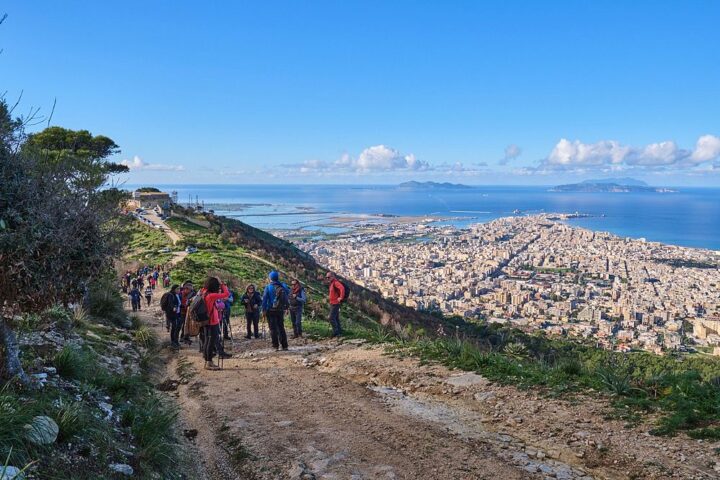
397, 180, 472, 190
550, 177, 677, 193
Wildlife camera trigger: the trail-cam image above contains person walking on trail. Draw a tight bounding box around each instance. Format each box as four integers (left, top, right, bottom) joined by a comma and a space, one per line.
129, 284, 142, 312
289, 279, 307, 338
179, 281, 195, 345
221, 288, 235, 340
200, 277, 231, 370
261, 271, 290, 351
162, 285, 182, 349
144, 285, 153, 306
325, 271, 346, 337
241, 284, 262, 339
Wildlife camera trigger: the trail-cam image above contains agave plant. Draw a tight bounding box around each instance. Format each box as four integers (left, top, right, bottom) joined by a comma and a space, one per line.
503, 342, 529, 360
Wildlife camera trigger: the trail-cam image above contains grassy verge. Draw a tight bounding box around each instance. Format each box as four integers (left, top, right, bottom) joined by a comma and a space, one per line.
352, 324, 720, 439
2, 303, 185, 479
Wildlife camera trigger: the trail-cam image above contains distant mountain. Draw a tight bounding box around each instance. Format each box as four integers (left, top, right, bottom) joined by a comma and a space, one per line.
550, 179, 676, 193
580, 177, 648, 187
398, 181, 472, 190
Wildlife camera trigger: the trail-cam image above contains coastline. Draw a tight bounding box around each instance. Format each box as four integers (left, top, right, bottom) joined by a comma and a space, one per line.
127, 184, 720, 250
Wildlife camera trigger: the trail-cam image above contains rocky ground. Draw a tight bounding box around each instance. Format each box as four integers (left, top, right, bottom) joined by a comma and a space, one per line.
141, 296, 720, 480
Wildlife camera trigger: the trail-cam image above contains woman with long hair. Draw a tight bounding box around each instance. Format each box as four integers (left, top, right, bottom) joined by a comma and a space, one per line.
200, 276, 230, 370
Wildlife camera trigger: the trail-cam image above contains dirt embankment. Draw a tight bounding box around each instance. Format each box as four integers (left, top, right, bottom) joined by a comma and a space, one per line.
137, 292, 719, 480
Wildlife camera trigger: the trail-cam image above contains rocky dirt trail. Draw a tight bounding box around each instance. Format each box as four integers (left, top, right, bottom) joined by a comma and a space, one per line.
132, 295, 719, 480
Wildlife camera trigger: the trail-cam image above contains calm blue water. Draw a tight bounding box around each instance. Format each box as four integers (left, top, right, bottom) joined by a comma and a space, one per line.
138, 185, 720, 250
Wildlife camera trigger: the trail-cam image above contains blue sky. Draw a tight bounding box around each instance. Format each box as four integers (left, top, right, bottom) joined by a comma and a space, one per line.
2, 1, 719, 185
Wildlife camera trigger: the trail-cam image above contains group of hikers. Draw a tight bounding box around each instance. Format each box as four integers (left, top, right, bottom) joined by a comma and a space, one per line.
122, 265, 172, 311
133, 267, 348, 371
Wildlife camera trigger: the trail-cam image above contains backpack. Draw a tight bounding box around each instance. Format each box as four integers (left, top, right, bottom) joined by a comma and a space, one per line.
338, 280, 350, 303
160, 292, 172, 312
186, 292, 210, 327
269, 283, 289, 312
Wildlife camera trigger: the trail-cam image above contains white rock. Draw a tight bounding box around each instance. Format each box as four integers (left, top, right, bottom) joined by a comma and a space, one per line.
98, 402, 114, 420
24, 416, 59, 445
0, 466, 24, 480
109, 463, 134, 476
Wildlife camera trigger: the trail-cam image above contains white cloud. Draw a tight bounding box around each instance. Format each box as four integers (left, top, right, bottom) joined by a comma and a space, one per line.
542, 135, 720, 172
547, 139, 630, 167
690, 134, 720, 164
120, 155, 185, 172
286, 145, 428, 174
354, 145, 428, 172
499, 144, 522, 165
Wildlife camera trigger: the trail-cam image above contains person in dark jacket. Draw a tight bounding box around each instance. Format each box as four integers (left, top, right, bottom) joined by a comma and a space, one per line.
163, 285, 182, 349
222, 289, 235, 340
261, 271, 290, 351
129, 285, 142, 311
240, 284, 262, 339
289, 279, 307, 338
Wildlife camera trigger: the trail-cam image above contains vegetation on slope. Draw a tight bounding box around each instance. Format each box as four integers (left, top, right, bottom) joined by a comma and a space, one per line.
0, 98, 187, 477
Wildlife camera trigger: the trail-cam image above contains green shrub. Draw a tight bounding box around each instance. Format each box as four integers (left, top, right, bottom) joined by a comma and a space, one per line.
53, 346, 95, 382
53, 399, 89, 442
72, 306, 90, 328
119, 395, 179, 471
0, 388, 36, 465
86, 272, 127, 327
42, 306, 73, 329
134, 325, 157, 350
129, 314, 142, 330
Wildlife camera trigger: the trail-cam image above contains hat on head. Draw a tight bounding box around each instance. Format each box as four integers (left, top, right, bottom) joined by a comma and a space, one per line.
269, 271, 279, 281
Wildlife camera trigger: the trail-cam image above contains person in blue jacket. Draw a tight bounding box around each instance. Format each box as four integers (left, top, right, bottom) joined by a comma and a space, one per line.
261, 271, 290, 351
288, 279, 307, 338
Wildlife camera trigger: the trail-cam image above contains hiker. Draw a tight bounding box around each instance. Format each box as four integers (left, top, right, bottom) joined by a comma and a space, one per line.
222, 288, 235, 340
213, 298, 232, 357
144, 285, 153, 306
240, 284, 262, 339
149, 275, 157, 290
325, 271, 346, 337
261, 271, 290, 351
162, 285, 182, 348
129, 284, 142, 312
199, 277, 231, 370
289, 279, 307, 338
180, 281, 195, 345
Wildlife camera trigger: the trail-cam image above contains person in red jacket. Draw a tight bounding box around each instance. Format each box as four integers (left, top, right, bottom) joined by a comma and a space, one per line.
325, 271, 346, 337
200, 276, 230, 370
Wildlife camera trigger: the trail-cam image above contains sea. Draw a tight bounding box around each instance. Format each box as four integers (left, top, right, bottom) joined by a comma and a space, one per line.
134, 184, 720, 251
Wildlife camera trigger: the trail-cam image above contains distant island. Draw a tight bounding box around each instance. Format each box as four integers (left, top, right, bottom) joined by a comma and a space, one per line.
550, 178, 677, 193
398, 181, 472, 190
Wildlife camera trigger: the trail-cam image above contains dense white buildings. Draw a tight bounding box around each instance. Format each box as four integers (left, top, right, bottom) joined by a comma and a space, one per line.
302, 215, 720, 354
